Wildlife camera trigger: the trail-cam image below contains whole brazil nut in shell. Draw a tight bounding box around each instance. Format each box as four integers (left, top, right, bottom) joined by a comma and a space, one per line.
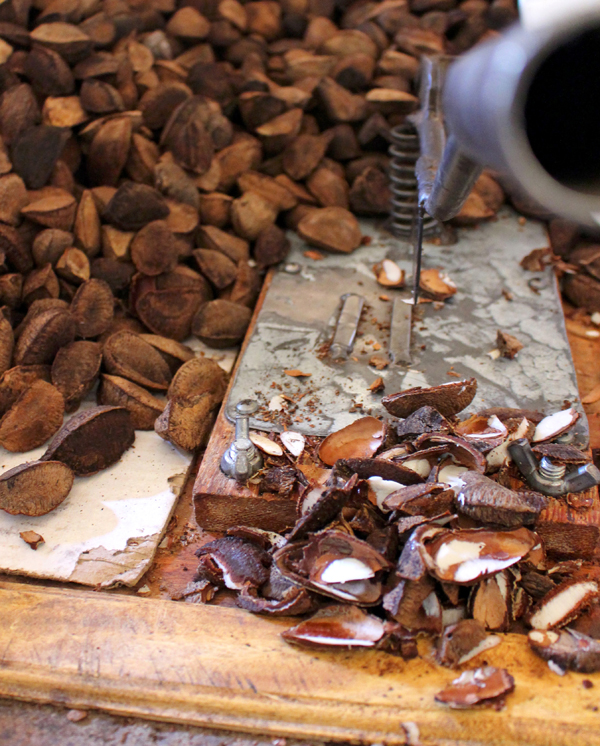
382, 378, 477, 418
102, 330, 172, 390
0, 379, 64, 452
0, 460, 74, 516
191, 299, 252, 348
98, 374, 165, 430
51, 340, 102, 412
42, 405, 135, 475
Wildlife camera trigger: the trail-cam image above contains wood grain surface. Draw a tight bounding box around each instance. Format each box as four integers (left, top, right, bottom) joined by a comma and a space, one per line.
1, 580, 600, 746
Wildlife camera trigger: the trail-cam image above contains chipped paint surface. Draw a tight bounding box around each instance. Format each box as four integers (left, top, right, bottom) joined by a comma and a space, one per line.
226, 209, 586, 444
0, 342, 237, 588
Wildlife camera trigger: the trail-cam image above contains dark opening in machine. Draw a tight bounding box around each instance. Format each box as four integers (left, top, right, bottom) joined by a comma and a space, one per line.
524, 28, 600, 195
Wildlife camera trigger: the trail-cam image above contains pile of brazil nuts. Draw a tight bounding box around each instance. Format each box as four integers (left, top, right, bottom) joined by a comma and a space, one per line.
0, 0, 517, 514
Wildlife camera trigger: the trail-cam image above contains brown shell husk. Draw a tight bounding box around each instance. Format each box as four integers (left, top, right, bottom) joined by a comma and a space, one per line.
51, 340, 102, 412
434, 666, 515, 709
528, 629, 600, 673
382, 378, 477, 418
103, 330, 172, 390
455, 471, 547, 527
0, 379, 64, 452
318, 417, 385, 466
0, 459, 74, 516
99, 374, 165, 430
281, 605, 386, 648
154, 392, 214, 451
167, 356, 228, 408
42, 405, 135, 475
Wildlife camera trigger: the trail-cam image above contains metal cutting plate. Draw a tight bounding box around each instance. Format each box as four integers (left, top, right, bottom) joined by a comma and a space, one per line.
226, 208, 588, 446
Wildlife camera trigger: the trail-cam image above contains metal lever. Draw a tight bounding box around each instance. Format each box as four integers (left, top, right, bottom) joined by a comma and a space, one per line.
507, 438, 600, 496
220, 399, 263, 482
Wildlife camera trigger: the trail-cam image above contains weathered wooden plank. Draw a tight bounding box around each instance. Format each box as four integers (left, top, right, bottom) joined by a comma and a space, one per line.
194, 269, 298, 533
0, 580, 600, 746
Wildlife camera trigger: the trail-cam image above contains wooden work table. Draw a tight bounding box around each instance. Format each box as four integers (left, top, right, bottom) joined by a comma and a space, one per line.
1, 301, 600, 746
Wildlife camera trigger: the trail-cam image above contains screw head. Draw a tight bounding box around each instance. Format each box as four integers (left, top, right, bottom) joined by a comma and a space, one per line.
236, 399, 259, 416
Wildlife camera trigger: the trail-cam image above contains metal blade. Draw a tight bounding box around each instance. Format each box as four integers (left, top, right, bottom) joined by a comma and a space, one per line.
329, 293, 364, 360
412, 203, 425, 307
388, 204, 424, 365
388, 294, 412, 364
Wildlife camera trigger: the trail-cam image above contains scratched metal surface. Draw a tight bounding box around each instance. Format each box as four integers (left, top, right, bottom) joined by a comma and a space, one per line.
226, 208, 587, 446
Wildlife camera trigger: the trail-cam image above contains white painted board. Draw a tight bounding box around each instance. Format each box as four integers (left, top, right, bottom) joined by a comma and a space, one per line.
0, 340, 237, 588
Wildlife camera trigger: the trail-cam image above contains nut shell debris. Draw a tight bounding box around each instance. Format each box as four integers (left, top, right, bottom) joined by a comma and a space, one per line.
435, 667, 515, 709
282, 605, 386, 649
318, 416, 385, 466
382, 379, 477, 419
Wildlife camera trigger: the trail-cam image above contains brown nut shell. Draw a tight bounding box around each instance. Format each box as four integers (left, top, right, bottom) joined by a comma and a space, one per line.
0, 459, 74, 516
99, 374, 165, 430
42, 405, 135, 475
0, 365, 52, 416
103, 331, 172, 390
382, 378, 477, 418
318, 417, 385, 466
138, 334, 195, 373
0, 379, 64, 452
154, 392, 215, 451
70, 278, 115, 339
131, 268, 212, 342
130, 220, 179, 276
14, 307, 76, 366
167, 356, 227, 407
193, 248, 238, 289
191, 299, 251, 348
51, 340, 102, 412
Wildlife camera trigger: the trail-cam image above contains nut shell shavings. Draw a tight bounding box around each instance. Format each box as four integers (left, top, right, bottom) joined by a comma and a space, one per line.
455, 471, 547, 527
437, 619, 502, 668
424, 527, 537, 584
282, 605, 386, 649
496, 330, 524, 359
249, 432, 283, 457
318, 416, 385, 466
382, 378, 477, 418
274, 529, 391, 605
373, 259, 405, 288
528, 629, 600, 673
42, 405, 135, 476
20, 530, 45, 549
419, 268, 457, 301
528, 580, 600, 630
280, 431, 305, 457
532, 408, 579, 443
0, 460, 74, 516
195, 536, 271, 590
435, 667, 515, 709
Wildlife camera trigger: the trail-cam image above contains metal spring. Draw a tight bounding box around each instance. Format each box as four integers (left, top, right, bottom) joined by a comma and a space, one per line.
389, 123, 438, 239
